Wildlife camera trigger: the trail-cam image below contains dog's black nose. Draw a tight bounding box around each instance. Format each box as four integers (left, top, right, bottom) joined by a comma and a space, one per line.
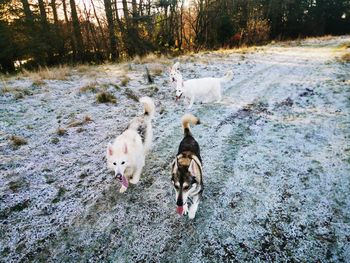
116, 173, 122, 180
176, 199, 183, 206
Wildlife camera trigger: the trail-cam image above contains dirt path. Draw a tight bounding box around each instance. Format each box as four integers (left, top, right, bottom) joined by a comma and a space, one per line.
1, 36, 349, 262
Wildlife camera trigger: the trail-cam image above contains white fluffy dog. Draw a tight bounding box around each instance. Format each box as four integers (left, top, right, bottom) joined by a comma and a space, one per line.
171, 62, 233, 109
106, 97, 155, 193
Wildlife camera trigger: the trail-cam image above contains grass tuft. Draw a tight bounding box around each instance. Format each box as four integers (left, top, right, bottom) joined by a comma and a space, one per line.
52, 187, 67, 203
151, 67, 163, 76
51, 137, 59, 144
10, 135, 27, 147
337, 42, 350, 50
339, 53, 350, 63
84, 115, 93, 122
32, 79, 45, 86
11, 200, 30, 212
67, 115, 93, 128
113, 84, 120, 91
79, 82, 98, 93
57, 127, 67, 136
121, 76, 130, 86
124, 88, 139, 101
139, 85, 159, 97
96, 92, 117, 103
22, 65, 71, 81
8, 178, 28, 192
1, 86, 32, 98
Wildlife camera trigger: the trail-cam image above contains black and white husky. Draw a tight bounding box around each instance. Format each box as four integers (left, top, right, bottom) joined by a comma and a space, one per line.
171, 114, 203, 219
107, 97, 155, 193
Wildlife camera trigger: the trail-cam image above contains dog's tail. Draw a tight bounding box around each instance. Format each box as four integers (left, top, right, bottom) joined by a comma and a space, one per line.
140, 96, 155, 118
220, 70, 234, 83
182, 114, 200, 136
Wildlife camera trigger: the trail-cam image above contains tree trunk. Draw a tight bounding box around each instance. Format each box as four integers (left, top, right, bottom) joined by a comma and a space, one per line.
104, 0, 119, 61
51, 0, 65, 57
91, 0, 108, 52
69, 0, 84, 61
62, 0, 76, 58
132, 0, 138, 20
38, 0, 54, 64
122, 0, 129, 24
38, 0, 48, 29
20, 0, 34, 24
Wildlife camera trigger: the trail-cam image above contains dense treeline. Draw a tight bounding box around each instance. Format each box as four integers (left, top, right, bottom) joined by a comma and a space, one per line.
0, 0, 349, 72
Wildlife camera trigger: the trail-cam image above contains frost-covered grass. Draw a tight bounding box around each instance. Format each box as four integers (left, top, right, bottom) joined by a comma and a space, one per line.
0, 36, 350, 262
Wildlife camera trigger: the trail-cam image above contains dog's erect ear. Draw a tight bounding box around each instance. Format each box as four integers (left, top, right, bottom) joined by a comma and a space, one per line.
172, 62, 180, 70
188, 159, 199, 176
123, 143, 128, 154
107, 143, 113, 156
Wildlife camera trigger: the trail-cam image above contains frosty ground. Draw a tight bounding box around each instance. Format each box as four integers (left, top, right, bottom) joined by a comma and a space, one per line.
1, 36, 350, 262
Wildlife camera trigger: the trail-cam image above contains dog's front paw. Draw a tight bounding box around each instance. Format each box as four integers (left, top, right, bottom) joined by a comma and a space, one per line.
119, 185, 127, 193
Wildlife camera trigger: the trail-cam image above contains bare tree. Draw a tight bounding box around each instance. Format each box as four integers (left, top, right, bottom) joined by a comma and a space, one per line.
70, 0, 84, 60
104, 0, 119, 60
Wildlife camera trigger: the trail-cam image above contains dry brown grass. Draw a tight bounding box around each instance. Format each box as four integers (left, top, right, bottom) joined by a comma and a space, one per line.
32, 79, 45, 86
96, 92, 117, 103
1, 83, 32, 99
79, 82, 98, 93
57, 127, 67, 136
132, 53, 171, 65
10, 135, 27, 147
139, 85, 159, 97
76, 64, 91, 73
132, 55, 142, 64
121, 76, 130, 86
21, 65, 71, 82
1, 86, 17, 94
337, 42, 350, 50
66, 115, 93, 128
339, 53, 350, 63
124, 88, 139, 101
84, 115, 93, 122
151, 66, 164, 76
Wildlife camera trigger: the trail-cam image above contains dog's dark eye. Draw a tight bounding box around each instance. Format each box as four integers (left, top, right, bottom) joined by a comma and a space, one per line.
121, 161, 125, 165
113, 162, 116, 165
175, 185, 179, 189
183, 185, 189, 191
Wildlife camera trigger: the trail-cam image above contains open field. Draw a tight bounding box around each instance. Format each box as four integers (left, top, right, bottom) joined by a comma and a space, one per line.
1, 36, 350, 262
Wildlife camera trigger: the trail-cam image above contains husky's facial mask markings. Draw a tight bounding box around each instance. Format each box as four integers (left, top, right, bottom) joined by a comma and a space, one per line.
107, 97, 155, 193
171, 114, 203, 219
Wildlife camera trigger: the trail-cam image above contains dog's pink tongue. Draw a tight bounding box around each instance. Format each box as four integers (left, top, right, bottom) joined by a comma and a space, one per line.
176, 206, 184, 215
121, 176, 129, 188
175, 96, 179, 103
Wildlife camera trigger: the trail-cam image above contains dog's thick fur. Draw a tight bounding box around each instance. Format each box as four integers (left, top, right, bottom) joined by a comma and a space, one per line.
107, 97, 155, 193
171, 62, 233, 109
171, 114, 203, 219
